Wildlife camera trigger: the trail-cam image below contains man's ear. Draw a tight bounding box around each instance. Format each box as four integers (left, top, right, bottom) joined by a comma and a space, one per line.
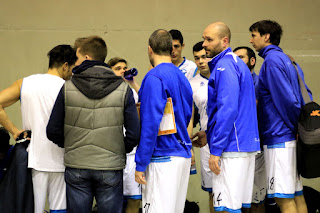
222, 37, 229, 48
148, 45, 153, 55
250, 57, 256, 67
62, 62, 68, 71
85, 55, 92, 60
264, 33, 271, 43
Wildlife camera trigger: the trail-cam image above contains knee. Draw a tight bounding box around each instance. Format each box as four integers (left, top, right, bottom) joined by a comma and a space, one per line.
274, 197, 295, 208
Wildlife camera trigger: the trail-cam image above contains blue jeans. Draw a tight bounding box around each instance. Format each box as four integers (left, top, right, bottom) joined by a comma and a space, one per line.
65, 167, 123, 213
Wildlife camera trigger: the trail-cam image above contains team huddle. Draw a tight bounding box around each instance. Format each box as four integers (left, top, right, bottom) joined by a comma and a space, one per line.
0, 20, 311, 213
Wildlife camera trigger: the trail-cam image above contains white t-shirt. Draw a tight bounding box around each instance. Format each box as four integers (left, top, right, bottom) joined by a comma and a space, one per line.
189, 74, 208, 130
21, 74, 65, 172
178, 57, 197, 81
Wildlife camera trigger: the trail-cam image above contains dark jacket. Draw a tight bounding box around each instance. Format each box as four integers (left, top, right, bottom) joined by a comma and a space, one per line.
0, 142, 34, 213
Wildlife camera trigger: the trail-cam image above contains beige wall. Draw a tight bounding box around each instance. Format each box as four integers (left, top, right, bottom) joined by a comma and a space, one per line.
1, 0, 319, 212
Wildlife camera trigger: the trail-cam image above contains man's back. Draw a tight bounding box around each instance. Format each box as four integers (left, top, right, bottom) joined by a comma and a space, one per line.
21, 73, 65, 172
258, 45, 303, 145
136, 62, 193, 171
63, 62, 132, 170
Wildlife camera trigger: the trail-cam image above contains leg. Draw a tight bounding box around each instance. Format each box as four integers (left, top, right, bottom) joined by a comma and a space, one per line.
211, 156, 255, 212
65, 167, 93, 213
209, 192, 214, 213
126, 199, 141, 213
200, 145, 214, 213
47, 172, 67, 212
264, 141, 305, 213
123, 154, 142, 213
94, 170, 123, 213
274, 198, 297, 213
143, 157, 190, 213
249, 153, 267, 213
32, 169, 48, 213
249, 203, 265, 213
294, 195, 307, 213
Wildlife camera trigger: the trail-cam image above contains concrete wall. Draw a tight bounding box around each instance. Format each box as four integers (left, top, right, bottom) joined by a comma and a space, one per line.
1, 0, 319, 212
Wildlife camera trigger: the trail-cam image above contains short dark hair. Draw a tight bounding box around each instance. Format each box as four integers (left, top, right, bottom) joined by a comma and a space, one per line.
74, 36, 107, 62
149, 29, 173, 56
234, 46, 256, 61
47, 45, 77, 69
249, 20, 283, 46
107, 57, 127, 68
169, 29, 184, 45
193, 41, 204, 52
0, 127, 10, 153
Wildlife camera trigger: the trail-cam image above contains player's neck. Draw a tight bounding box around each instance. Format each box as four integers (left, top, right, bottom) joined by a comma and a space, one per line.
153, 55, 172, 67
47, 68, 63, 79
202, 72, 210, 79
172, 57, 184, 67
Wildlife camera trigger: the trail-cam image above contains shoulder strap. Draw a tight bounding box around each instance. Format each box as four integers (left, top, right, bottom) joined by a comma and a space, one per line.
287, 55, 311, 104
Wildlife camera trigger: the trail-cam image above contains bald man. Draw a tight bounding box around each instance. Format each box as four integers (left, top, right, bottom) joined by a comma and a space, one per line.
202, 22, 260, 213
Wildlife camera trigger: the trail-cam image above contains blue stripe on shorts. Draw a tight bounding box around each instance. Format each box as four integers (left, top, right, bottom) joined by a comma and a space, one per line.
267, 193, 295, 199
50, 210, 67, 213
214, 206, 241, 213
190, 170, 197, 175
267, 143, 286, 149
150, 156, 171, 163
242, 203, 251, 208
124, 195, 142, 200
201, 186, 212, 193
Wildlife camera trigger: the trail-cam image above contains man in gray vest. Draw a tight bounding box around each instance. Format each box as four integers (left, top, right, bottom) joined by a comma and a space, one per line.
47, 35, 140, 213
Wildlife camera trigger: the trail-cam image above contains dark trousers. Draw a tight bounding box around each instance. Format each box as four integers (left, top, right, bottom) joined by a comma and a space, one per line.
65, 167, 123, 213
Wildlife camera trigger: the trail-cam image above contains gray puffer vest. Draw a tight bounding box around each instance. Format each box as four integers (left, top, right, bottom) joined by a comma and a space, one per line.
63, 65, 129, 170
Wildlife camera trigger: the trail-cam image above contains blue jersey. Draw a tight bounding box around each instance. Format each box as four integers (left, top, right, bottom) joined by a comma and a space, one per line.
207, 48, 260, 156
135, 63, 193, 172
252, 71, 259, 101
257, 45, 312, 145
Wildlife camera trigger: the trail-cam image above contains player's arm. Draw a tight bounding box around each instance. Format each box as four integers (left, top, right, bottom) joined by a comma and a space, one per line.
187, 104, 194, 138
135, 75, 167, 184
124, 77, 140, 94
46, 86, 65, 148
263, 62, 301, 133
123, 87, 140, 153
187, 105, 196, 165
207, 63, 240, 175
207, 62, 240, 157
0, 79, 24, 139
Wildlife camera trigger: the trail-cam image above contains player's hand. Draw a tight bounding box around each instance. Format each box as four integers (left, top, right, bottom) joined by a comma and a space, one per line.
13, 129, 27, 141
209, 154, 221, 175
135, 171, 147, 185
191, 131, 207, 148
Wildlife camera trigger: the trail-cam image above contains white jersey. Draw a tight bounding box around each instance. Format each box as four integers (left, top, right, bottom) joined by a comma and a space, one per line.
178, 57, 197, 81
189, 74, 209, 130
21, 74, 65, 172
